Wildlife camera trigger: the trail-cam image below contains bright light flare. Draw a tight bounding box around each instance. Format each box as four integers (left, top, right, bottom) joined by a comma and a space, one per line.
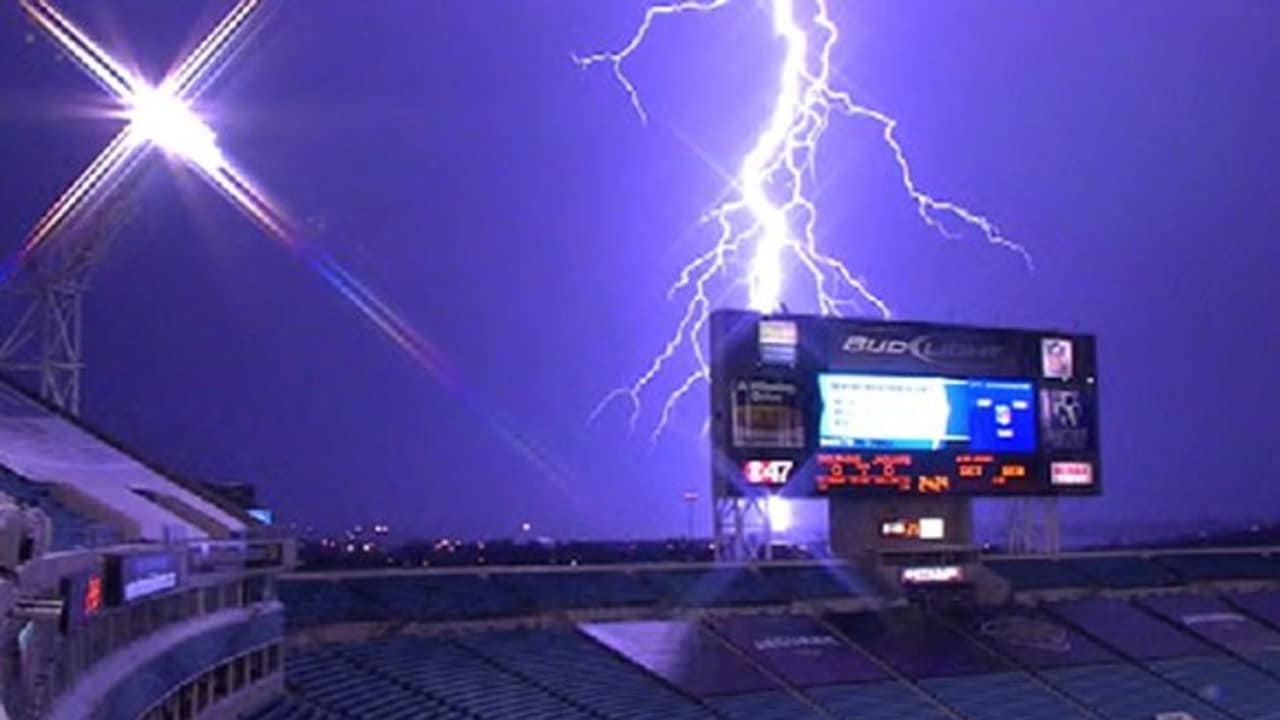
766, 495, 792, 533
580, 0, 1032, 441
128, 88, 225, 171
16, 0, 585, 518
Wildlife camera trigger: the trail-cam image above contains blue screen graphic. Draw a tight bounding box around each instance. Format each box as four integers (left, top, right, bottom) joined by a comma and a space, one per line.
967, 380, 1036, 452
818, 374, 1036, 452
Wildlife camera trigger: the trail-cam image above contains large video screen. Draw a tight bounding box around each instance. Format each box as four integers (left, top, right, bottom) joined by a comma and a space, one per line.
709, 310, 1100, 497
817, 374, 1035, 453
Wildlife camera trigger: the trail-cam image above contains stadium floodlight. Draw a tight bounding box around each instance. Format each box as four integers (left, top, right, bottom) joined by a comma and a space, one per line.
14, 0, 267, 261
2, 0, 272, 414
127, 88, 226, 172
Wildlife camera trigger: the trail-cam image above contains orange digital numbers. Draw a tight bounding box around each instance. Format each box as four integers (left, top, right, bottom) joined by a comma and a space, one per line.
917, 475, 951, 494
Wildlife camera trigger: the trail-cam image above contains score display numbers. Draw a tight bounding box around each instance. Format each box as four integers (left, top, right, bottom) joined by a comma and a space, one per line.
815, 453, 1032, 494
709, 310, 1101, 498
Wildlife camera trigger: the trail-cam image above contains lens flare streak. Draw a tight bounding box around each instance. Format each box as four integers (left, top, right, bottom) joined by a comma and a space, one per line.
578, 0, 1031, 441
19, 0, 581, 515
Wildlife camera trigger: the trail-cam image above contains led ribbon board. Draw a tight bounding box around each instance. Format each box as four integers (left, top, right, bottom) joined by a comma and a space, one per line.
709, 309, 1100, 497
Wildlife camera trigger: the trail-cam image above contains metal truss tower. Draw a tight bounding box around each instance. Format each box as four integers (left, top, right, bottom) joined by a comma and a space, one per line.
0, 187, 135, 416
713, 494, 775, 562
1005, 497, 1061, 554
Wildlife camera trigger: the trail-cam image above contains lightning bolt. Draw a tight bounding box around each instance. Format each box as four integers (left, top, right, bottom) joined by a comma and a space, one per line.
579, 0, 1031, 442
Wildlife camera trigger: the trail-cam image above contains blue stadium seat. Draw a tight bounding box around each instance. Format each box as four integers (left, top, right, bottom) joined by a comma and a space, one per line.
458, 628, 715, 719
278, 580, 382, 628
335, 635, 593, 720
0, 468, 116, 551
707, 690, 825, 719
1063, 555, 1180, 589
1042, 662, 1230, 720
1149, 654, 1280, 719
985, 558, 1090, 591
287, 646, 449, 720
922, 671, 1093, 720
757, 563, 873, 601
639, 567, 784, 607
348, 574, 527, 621
1156, 552, 1280, 582
491, 569, 661, 612
806, 681, 952, 720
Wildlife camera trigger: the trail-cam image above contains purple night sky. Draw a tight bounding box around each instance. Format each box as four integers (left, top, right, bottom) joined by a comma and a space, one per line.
0, 1, 1275, 541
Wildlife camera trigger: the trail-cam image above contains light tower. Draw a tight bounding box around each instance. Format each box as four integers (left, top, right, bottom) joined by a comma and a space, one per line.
2, 0, 267, 414
0, 180, 137, 415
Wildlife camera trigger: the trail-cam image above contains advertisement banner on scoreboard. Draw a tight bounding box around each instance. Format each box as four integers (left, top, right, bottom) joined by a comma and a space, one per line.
709, 309, 1101, 498
829, 324, 1028, 376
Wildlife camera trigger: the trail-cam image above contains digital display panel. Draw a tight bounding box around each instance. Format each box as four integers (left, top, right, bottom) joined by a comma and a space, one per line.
817, 374, 1035, 452
709, 310, 1100, 498
105, 551, 179, 605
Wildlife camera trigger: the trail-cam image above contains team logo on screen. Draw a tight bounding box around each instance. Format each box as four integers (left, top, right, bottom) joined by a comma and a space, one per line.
1041, 338, 1074, 379
1040, 389, 1090, 451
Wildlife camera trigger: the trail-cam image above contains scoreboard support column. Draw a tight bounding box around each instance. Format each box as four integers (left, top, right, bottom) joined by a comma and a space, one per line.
712, 495, 774, 562
1005, 498, 1061, 554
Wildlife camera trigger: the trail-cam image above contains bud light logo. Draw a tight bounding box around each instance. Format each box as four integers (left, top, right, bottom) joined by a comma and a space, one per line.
842, 333, 1005, 367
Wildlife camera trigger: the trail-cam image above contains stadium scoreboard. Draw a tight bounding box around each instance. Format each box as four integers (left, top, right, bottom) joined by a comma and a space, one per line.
709, 309, 1100, 498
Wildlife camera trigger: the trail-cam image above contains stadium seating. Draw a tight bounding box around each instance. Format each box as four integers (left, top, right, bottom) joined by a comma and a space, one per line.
278, 580, 387, 628
806, 681, 953, 720
344, 573, 527, 621
1041, 662, 1230, 720
1155, 552, 1280, 582
335, 635, 594, 719
264, 554, 1280, 720
1050, 597, 1280, 719
984, 558, 1090, 591
756, 563, 874, 601
638, 566, 784, 607
250, 696, 343, 720
706, 690, 824, 720
287, 646, 448, 720
921, 671, 1094, 720
457, 628, 715, 719
1148, 654, 1280, 720
1062, 554, 1181, 589
0, 468, 116, 551
490, 569, 661, 611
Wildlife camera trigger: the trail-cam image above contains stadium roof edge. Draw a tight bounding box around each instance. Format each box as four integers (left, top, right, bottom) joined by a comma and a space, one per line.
0, 373, 257, 529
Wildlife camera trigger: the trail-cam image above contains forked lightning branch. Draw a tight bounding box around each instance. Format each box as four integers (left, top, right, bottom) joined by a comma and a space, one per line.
579, 0, 1031, 441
